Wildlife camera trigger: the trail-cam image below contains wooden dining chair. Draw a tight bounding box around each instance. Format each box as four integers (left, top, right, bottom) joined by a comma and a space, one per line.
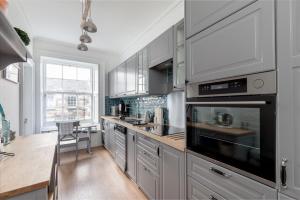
56, 121, 80, 165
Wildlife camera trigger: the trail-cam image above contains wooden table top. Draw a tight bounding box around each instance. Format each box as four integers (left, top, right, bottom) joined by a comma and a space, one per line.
101, 116, 185, 152
0, 133, 57, 199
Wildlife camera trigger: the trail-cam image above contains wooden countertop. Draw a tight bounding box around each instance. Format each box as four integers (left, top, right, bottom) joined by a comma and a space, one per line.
101, 116, 185, 152
0, 133, 57, 199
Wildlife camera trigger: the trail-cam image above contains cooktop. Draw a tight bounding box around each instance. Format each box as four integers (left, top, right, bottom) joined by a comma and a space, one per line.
141, 125, 184, 136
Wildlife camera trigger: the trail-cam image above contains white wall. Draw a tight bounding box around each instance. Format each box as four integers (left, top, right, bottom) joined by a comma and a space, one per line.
119, 0, 184, 64
0, 0, 34, 135
33, 37, 120, 132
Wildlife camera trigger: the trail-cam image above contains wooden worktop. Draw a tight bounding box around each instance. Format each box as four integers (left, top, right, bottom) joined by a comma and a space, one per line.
0, 133, 57, 199
101, 116, 185, 152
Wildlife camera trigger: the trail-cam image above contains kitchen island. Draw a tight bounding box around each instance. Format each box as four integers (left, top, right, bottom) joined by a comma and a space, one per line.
0, 133, 57, 200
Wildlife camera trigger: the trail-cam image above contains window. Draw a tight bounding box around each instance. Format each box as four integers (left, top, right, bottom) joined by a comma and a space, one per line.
42, 57, 98, 128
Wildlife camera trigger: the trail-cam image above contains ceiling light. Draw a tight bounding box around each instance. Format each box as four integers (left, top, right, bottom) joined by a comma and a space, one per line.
77, 42, 88, 51
82, 18, 97, 33
80, 32, 92, 43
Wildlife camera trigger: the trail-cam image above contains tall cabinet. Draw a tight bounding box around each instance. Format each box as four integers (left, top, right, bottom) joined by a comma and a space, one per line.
277, 0, 300, 199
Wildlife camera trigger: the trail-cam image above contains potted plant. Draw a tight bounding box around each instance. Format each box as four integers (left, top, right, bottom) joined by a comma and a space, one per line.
14, 27, 30, 46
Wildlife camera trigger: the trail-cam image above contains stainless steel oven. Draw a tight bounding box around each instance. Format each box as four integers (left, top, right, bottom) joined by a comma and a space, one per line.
186, 71, 276, 187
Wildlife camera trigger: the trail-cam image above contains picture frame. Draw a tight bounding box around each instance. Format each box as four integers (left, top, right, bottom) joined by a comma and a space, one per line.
2, 64, 19, 84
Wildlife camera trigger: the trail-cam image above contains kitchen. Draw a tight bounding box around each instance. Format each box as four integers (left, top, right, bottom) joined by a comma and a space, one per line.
0, 0, 299, 200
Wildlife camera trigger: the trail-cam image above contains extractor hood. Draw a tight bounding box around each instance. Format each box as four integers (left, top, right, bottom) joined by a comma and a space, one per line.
0, 11, 30, 71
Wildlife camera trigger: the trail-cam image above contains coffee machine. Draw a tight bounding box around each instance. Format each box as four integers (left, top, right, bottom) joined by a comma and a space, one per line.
119, 100, 129, 118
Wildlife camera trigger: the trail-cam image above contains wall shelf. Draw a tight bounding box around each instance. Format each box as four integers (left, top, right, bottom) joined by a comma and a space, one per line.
0, 10, 30, 71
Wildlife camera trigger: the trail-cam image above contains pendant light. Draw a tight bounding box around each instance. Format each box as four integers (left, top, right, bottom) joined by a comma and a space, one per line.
80, 31, 92, 43
81, 1, 97, 33
77, 42, 88, 51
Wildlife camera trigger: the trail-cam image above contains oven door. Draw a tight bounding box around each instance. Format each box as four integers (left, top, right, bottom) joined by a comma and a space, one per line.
186, 95, 276, 185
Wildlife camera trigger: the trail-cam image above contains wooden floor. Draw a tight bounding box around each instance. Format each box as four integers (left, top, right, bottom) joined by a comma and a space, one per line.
58, 147, 147, 200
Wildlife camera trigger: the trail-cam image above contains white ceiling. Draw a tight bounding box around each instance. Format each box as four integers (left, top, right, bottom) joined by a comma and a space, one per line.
18, 0, 178, 55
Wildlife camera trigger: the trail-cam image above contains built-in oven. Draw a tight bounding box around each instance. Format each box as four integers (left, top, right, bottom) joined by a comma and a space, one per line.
186, 71, 276, 187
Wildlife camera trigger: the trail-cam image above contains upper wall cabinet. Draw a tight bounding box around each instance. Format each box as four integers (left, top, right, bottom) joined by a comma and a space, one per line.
186, 0, 275, 83
148, 27, 174, 68
117, 62, 126, 96
137, 47, 149, 95
0, 11, 30, 70
126, 54, 138, 95
185, 0, 255, 39
277, 0, 300, 199
108, 69, 117, 98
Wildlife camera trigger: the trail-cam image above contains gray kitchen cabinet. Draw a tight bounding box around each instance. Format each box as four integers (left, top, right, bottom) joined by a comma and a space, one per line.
137, 47, 149, 95
187, 177, 226, 200
278, 193, 296, 200
137, 159, 160, 200
126, 129, 136, 181
115, 129, 126, 171
126, 54, 137, 95
277, 0, 300, 199
108, 69, 117, 98
173, 19, 185, 90
160, 144, 185, 200
185, 0, 255, 39
148, 27, 174, 68
187, 153, 277, 200
108, 123, 116, 158
186, 0, 275, 83
116, 62, 126, 96
104, 121, 110, 150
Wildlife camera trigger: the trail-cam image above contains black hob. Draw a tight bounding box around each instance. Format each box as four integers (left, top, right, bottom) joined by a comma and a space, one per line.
142, 125, 184, 136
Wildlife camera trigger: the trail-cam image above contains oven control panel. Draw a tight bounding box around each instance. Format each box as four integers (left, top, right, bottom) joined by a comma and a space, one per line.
199, 78, 247, 95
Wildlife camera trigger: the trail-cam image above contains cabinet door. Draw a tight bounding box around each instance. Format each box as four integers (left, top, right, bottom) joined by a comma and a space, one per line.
117, 63, 126, 95
187, 153, 277, 200
148, 27, 174, 68
187, 177, 226, 200
278, 193, 296, 200
186, 0, 275, 83
185, 0, 255, 38
127, 129, 136, 181
277, 0, 300, 199
108, 70, 116, 98
173, 19, 185, 90
137, 48, 149, 94
126, 54, 137, 95
137, 160, 159, 200
160, 145, 185, 200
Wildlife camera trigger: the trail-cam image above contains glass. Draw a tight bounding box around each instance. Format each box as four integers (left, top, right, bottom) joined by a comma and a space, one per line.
63, 66, 77, 80
78, 95, 92, 120
46, 64, 62, 79
46, 94, 62, 109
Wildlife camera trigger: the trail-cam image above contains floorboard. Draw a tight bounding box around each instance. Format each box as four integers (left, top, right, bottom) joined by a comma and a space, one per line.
58, 147, 147, 200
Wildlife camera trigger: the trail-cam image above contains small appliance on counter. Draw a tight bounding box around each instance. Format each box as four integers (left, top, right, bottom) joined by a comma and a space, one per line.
142, 124, 184, 136
111, 106, 119, 116
119, 100, 130, 117
154, 107, 164, 125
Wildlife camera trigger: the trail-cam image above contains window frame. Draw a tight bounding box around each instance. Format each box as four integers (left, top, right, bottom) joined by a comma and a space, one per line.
41, 57, 98, 128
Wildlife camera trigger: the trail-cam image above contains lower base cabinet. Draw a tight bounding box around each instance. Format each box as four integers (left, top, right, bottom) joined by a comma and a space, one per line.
278, 193, 296, 200
160, 144, 185, 200
188, 177, 225, 200
187, 153, 277, 200
137, 160, 160, 200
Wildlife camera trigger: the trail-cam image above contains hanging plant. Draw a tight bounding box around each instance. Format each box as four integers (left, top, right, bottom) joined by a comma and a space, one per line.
14, 27, 30, 46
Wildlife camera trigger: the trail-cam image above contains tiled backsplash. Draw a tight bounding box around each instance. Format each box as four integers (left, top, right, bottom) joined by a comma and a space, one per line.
105, 95, 168, 121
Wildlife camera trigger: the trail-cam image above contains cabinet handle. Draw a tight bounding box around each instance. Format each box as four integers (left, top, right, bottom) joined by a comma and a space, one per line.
157, 147, 160, 157
209, 195, 218, 200
209, 167, 232, 178
133, 135, 135, 142
281, 158, 288, 189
